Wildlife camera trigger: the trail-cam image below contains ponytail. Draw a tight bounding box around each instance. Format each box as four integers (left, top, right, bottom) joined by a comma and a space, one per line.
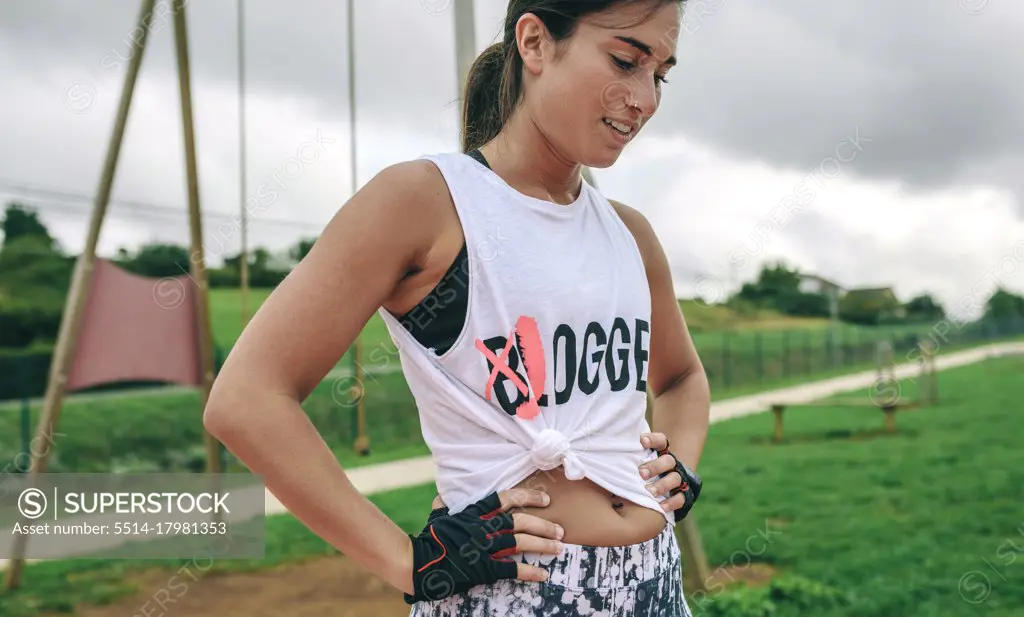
460, 41, 521, 153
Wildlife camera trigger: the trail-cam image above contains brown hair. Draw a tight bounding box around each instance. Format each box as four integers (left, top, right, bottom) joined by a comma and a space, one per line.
461, 0, 684, 153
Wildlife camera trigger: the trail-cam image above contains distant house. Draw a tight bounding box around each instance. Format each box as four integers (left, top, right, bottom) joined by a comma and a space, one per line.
798, 274, 844, 298
797, 274, 844, 323
841, 286, 907, 321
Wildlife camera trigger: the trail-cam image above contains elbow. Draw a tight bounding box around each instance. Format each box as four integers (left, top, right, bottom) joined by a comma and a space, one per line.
202, 377, 247, 441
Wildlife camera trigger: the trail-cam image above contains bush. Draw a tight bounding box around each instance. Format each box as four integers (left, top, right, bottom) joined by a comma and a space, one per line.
0, 292, 64, 348
695, 574, 853, 617
0, 344, 53, 401
776, 290, 830, 318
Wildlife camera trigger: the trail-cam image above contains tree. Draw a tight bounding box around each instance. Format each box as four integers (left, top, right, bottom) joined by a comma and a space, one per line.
220, 247, 288, 288
984, 287, 1024, 321
0, 226, 73, 347
904, 293, 945, 322
1, 202, 57, 250
734, 262, 821, 315
839, 287, 903, 326
288, 237, 318, 263
115, 243, 193, 278
0, 235, 74, 293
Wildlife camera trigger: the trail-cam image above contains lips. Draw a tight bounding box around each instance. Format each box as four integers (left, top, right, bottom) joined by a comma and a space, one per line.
603, 117, 636, 136
603, 117, 640, 145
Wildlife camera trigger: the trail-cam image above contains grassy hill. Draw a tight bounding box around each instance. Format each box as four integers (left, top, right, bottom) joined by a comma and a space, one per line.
209, 289, 944, 391
211, 288, 876, 355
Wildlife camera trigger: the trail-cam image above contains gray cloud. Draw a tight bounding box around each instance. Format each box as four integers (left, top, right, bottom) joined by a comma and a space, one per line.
1, 0, 1021, 305
4, 0, 1019, 201
666, 0, 1023, 207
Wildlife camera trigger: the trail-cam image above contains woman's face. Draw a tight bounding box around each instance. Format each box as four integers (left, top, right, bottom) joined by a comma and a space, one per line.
524, 2, 682, 169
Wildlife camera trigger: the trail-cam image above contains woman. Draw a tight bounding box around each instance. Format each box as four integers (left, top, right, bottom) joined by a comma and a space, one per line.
203, 0, 710, 615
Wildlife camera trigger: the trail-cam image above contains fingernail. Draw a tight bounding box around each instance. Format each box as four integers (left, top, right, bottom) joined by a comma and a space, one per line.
554, 541, 564, 552
647, 486, 657, 496
642, 436, 650, 447
640, 468, 650, 479
555, 525, 564, 539
542, 493, 550, 505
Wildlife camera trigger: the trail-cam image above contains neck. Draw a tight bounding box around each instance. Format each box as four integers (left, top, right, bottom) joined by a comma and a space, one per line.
478, 107, 583, 206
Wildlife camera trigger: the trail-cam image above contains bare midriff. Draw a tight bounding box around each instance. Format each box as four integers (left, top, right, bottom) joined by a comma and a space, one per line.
508, 466, 668, 547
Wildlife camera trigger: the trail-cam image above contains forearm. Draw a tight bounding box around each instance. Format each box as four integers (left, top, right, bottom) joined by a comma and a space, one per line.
650, 366, 710, 471
204, 391, 414, 595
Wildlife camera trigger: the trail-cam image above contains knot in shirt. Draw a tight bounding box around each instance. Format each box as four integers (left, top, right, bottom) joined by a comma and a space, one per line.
530, 428, 585, 480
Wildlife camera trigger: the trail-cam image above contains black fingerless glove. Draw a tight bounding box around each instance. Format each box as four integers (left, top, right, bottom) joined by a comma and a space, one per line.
404, 491, 519, 605
659, 447, 703, 522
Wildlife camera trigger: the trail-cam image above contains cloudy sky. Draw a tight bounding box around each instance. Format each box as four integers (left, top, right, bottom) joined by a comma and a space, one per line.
1, 0, 1021, 320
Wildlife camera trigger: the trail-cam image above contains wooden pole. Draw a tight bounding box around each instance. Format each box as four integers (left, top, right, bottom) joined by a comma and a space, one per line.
875, 339, 894, 384
237, 0, 250, 327
3, 0, 158, 591
882, 404, 897, 433
347, 0, 369, 456
172, 0, 220, 476
678, 515, 712, 594
922, 340, 938, 405
771, 404, 785, 442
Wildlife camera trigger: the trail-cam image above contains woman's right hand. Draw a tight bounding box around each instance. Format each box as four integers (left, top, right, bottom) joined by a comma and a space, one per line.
404, 488, 564, 604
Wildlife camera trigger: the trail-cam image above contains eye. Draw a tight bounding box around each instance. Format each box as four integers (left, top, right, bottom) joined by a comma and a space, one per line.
612, 55, 669, 86
611, 55, 637, 72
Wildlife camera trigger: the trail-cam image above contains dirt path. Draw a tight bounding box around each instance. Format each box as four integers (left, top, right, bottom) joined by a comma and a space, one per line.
65, 555, 411, 617
58, 556, 778, 617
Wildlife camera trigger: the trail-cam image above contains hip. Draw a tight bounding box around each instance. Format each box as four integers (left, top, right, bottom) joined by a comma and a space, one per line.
408, 520, 690, 617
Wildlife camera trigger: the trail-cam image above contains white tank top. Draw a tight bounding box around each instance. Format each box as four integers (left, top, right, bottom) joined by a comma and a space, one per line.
378, 151, 673, 527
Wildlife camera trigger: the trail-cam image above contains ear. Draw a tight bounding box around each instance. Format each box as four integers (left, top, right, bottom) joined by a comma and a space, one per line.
515, 12, 551, 76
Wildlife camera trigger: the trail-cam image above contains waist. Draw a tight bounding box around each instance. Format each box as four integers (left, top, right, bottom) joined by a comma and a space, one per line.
509, 466, 668, 546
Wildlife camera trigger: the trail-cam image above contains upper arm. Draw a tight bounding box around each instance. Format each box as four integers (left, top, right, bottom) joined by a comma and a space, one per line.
609, 199, 704, 397
208, 159, 452, 409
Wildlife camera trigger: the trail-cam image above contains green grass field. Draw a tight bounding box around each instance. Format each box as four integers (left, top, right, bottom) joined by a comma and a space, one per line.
0, 323, 1018, 477
2, 354, 1021, 616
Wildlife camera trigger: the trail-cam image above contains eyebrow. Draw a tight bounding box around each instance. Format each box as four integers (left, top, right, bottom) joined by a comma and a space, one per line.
614, 36, 677, 66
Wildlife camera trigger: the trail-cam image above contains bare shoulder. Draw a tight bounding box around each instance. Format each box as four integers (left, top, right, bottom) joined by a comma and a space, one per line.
607, 198, 661, 265
328, 157, 457, 264
364, 158, 452, 219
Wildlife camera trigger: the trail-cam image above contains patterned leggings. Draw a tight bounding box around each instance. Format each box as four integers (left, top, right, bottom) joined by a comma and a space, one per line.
408, 522, 692, 617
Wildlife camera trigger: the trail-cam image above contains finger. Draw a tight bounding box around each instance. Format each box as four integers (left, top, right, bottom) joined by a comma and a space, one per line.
641, 432, 669, 452
659, 491, 686, 513
498, 488, 551, 511
646, 471, 681, 498
515, 562, 552, 583
510, 532, 564, 556
511, 512, 564, 540
639, 454, 675, 479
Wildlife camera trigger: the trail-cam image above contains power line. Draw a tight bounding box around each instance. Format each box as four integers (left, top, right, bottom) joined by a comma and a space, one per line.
0, 179, 326, 232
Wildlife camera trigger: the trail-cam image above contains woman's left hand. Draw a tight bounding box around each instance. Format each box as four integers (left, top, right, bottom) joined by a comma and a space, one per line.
638, 431, 688, 515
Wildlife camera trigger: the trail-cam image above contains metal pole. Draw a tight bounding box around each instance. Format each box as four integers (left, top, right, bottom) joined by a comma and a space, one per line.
237, 0, 250, 326
4, 0, 159, 592
453, 0, 476, 101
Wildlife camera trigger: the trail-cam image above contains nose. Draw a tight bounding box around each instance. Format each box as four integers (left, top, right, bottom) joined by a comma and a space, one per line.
630, 75, 659, 119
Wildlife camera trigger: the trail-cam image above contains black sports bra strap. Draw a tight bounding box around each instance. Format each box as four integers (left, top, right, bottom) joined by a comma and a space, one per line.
467, 149, 491, 170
